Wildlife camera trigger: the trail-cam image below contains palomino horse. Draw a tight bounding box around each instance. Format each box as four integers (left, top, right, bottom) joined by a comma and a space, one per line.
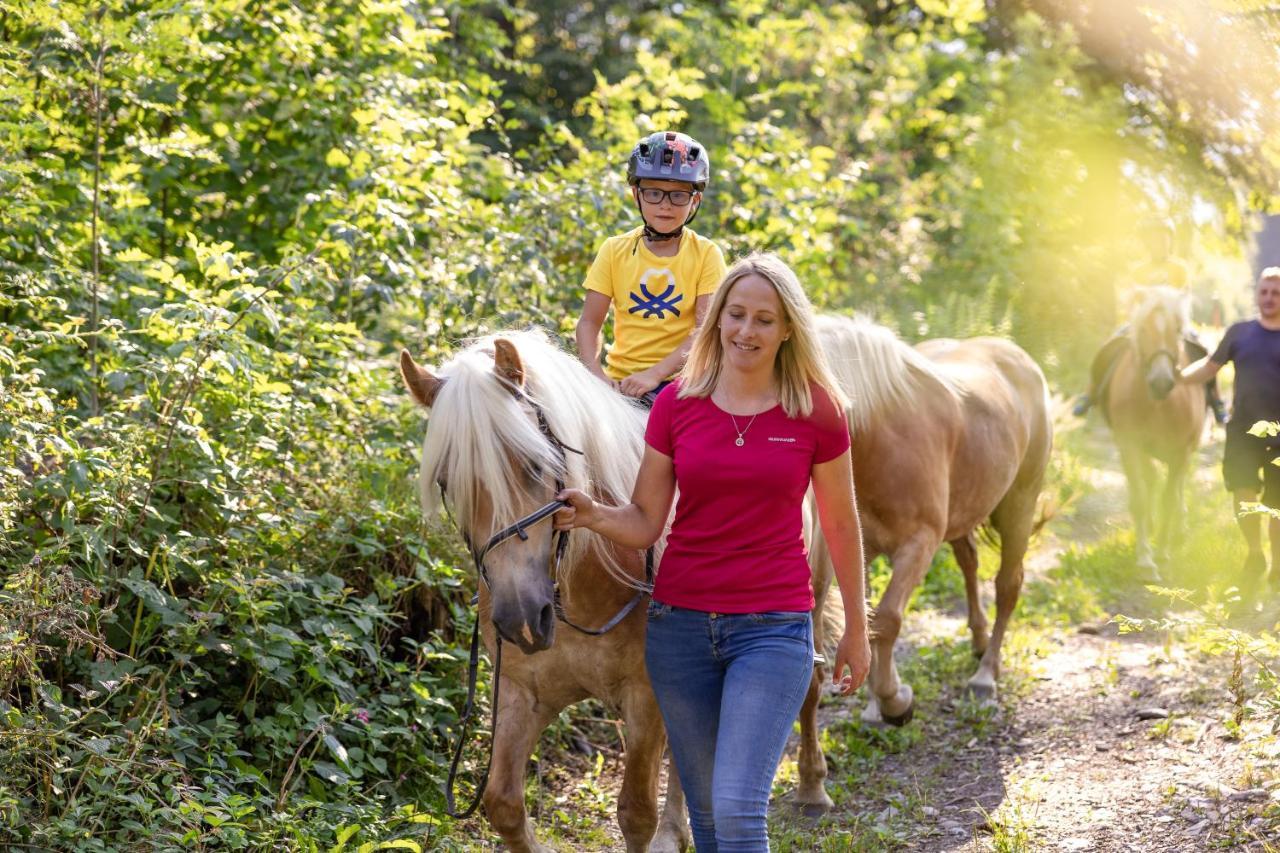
791, 315, 1052, 810
400, 330, 687, 853
1102, 286, 1206, 574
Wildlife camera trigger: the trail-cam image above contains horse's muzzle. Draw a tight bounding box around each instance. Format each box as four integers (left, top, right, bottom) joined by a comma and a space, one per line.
493, 599, 556, 654
1147, 375, 1175, 400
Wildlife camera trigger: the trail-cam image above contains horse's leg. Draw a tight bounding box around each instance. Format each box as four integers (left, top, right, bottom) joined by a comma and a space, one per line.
795, 536, 834, 814
794, 666, 835, 815
966, 488, 1035, 704
653, 753, 691, 853
1118, 443, 1158, 574
951, 532, 988, 658
863, 534, 938, 727
1157, 453, 1190, 561
482, 678, 557, 853
616, 684, 666, 853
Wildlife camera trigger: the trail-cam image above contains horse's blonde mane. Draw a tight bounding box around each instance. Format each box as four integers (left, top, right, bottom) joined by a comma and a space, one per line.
1130, 285, 1190, 335
420, 328, 651, 592
815, 314, 959, 432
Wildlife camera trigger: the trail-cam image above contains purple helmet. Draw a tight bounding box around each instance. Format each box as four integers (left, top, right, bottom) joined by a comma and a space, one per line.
627, 131, 709, 191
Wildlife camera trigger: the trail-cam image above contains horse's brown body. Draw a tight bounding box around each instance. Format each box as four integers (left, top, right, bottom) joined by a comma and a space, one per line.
1103, 288, 1205, 572
400, 334, 687, 853
794, 322, 1052, 809
476, 560, 684, 852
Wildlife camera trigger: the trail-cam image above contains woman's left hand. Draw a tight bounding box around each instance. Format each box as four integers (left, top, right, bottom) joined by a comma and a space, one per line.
832, 628, 871, 696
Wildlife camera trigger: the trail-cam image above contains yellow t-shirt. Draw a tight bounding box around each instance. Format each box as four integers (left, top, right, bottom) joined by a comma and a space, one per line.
584, 226, 727, 380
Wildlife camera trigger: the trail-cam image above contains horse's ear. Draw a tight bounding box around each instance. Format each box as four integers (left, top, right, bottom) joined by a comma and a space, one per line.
400, 350, 442, 408
493, 338, 525, 391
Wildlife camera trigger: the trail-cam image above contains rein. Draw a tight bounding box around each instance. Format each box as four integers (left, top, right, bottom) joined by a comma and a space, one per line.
442, 392, 654, 819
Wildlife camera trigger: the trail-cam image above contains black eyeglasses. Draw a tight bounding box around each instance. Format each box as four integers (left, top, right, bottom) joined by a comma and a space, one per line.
637, 188, 696, 206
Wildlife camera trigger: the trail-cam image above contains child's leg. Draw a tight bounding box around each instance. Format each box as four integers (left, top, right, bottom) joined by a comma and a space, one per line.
1075, 327, 1130, 415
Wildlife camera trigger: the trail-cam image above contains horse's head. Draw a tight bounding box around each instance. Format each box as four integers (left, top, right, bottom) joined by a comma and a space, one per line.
1129, 286, 1189, 401
400, 338, 572, 654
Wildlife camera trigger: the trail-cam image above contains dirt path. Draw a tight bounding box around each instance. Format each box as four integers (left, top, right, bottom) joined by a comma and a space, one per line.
788, 425, 1280, 851
814, 604, 1280, 851
525, 423, 1280, 851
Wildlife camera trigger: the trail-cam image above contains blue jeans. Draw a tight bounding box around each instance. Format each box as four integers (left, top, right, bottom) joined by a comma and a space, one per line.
644, 601, 814, 853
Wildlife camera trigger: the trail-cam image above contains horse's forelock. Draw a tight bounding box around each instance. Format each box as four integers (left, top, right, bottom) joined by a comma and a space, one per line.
418, 330, 651, 593
1132, 286, 1189, 335
421, 347, 560, 534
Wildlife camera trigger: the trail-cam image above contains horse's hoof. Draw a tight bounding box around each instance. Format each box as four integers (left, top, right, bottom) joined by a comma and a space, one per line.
793, 785, 834, 818
866, 684, 915, 727
648, 835, 688, 853
860, 702, 888, 727
881, 703, 914, 727
964, 680, 998, 706
800, 800, 832, 819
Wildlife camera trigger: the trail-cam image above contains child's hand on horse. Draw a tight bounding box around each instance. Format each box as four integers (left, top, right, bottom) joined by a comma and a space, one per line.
619, 370, 661, 397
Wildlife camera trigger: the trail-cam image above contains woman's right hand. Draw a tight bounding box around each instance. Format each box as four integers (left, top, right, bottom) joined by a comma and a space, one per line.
554, 488, 598, 531
832, 628, 871, 696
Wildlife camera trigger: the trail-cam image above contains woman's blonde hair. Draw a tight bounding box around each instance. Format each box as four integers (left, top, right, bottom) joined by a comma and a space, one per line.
679, 252, 848, 418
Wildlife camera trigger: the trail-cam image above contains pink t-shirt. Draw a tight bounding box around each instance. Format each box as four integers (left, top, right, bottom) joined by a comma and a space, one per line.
644, 381, 850, 613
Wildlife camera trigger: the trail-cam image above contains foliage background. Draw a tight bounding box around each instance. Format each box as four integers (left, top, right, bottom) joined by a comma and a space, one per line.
1, 0, 1277, 848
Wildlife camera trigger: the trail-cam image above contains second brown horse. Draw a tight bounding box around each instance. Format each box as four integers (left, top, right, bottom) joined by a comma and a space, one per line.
792, 315, 1053, 813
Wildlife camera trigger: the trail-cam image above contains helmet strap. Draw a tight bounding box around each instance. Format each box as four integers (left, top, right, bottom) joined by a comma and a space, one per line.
632, 195, 700, 250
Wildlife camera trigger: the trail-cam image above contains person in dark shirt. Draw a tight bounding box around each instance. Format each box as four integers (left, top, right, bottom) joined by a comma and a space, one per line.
1179, 268, 1280, 577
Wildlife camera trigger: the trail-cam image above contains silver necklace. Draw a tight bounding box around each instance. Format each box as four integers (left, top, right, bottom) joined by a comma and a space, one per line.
729, 411, 759, 447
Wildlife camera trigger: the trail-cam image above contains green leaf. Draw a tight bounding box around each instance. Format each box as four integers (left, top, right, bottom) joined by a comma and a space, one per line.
330, 824, 360, 853
83, 737, 112, 756
323, 733, 349, 765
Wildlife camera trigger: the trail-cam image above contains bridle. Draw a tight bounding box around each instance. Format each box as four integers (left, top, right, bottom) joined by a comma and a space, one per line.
1131, 304, 1182, 384
1141, 344, 1178, 375
442, 388, 654, 818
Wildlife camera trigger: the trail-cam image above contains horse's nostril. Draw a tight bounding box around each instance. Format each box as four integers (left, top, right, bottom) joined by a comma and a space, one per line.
536, 603, 555, 644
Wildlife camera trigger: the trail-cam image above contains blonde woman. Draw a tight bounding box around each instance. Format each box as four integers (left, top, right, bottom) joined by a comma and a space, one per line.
555, 252, 871, 852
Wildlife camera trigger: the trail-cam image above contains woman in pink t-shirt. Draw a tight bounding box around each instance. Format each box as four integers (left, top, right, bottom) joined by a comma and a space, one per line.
555, 253, 871, 852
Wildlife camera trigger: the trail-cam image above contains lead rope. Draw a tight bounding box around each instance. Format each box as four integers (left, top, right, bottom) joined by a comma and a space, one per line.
444, 618, 499, 818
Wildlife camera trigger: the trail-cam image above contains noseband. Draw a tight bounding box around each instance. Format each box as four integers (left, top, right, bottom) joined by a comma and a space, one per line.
1141, 345, 1178, 375
442, 388, 654, 818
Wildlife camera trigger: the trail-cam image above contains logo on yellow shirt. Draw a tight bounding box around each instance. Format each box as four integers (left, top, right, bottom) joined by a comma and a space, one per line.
628, 268, 683, 319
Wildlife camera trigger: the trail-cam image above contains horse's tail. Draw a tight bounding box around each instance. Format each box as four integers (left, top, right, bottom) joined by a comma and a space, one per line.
1031, 492, 1059, 538
975, 490, 1058, 549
